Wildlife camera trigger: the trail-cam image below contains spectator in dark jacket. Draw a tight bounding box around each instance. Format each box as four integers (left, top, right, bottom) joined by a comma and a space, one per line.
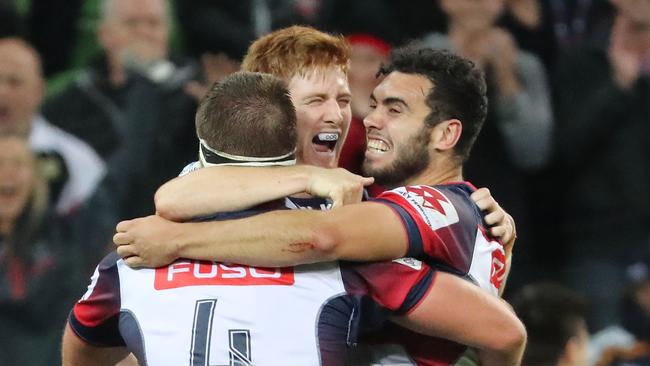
42, 0, 199, 219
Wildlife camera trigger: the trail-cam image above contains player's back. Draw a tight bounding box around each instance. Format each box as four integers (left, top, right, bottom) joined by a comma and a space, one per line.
72, 252, 351, 365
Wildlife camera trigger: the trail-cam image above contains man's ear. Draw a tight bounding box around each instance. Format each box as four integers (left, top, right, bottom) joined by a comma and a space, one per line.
430, 118, 462, 152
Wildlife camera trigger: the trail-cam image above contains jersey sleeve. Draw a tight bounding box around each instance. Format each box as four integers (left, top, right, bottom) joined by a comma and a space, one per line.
343, 258, 435, 316
68, 252, 125, 347
373, 185, 477, 274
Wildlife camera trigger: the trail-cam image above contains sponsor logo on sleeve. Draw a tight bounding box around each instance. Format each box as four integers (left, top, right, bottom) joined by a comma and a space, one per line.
392, 186, 460, 230
154, 260, 295, 289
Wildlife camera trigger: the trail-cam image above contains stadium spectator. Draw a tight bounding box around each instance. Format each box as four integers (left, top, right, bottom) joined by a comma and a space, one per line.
0, 134, 103, 365
0, 37, 105, 216
420, 0, 553, 290
590, 258, 650, 366
42, 0, 198, 219
511, 282, 590, 366
554, 0, 650, 329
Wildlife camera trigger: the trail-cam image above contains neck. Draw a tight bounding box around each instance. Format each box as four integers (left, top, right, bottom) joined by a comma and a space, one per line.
401, 160, 463, 188
0, 219, 14, 237
107, 54, 127, 87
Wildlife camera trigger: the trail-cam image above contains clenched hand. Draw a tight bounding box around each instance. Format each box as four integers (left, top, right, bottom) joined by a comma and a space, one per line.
114, 215, 183, 268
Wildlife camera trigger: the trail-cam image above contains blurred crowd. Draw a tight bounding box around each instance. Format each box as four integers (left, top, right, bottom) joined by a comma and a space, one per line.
0, 0, 648, 365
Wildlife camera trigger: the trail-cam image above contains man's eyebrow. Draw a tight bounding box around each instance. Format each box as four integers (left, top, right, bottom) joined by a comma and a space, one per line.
369, 94, 410, 110
382, 97, 410, 110
303, 93, 328, 100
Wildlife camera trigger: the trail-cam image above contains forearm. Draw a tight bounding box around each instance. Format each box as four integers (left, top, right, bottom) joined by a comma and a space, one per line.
496, 55, 553, 171
62, 324, 129, 366
155, 165, 312, 221
172, 203, 406, 266
393, 273, 526, 365
176, 210, 334, 266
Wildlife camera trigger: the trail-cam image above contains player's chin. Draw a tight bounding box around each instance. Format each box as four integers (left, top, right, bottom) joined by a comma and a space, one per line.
303, 149, 338, 168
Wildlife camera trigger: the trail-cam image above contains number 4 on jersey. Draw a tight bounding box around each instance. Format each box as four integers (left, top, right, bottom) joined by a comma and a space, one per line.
190, 299, 252, 366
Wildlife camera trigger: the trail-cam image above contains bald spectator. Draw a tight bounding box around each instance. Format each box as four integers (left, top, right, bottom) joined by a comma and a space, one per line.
42, 0, 198, 219
0, 37, 105, 216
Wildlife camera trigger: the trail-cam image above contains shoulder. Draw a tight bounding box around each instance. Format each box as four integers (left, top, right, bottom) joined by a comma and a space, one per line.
30, 116, 104, 162
420, 32, 454, 51
375, 184, 480, 230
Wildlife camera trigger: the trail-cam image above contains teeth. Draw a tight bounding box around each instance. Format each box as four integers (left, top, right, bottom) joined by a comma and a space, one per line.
367, 139, 389, 152
317, 133, 339, 142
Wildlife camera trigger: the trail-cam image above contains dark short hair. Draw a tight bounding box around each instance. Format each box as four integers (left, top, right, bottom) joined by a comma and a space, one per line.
377, 46, 488, 163
195, 71, 297, 157
510, 282, 588, 366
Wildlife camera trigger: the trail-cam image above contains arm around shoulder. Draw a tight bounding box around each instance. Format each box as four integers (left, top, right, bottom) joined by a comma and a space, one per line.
172, 201, 409, 266
392, 272, 526, 366
155, 165, 313, 221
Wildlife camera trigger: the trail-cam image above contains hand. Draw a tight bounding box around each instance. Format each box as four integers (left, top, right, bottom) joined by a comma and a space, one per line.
609, 15, 644, 89
305, 167, 374, 208
506, 0, 541, 30
113, 215, 183, 268
184, 52, 240, 101
486, 29, 521, 97
470, 188, 517, 253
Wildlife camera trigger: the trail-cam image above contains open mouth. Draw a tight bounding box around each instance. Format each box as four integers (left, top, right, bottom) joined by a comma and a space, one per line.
312, 132, 340, 152
0, 185, 18, 199
0, 105, 10, 121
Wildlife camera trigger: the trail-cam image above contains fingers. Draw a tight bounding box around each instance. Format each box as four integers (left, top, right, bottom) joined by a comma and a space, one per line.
116, 244, 137, 258
116, 220, 133, 233
484, 209, 505, 226
470, 187, 490, 201
489, 226, 506, 239
361, 177, 375, 186
331, 191, 344, 209
471, 188, 498, 212
123, 256, 144, 268
113, 232, 132, 246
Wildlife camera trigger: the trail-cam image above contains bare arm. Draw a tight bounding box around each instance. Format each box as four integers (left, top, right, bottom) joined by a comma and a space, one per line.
393, 272, 526, 366
155, 165, 373, 221
115, 201, 407, 267
62, 323, 130, 366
